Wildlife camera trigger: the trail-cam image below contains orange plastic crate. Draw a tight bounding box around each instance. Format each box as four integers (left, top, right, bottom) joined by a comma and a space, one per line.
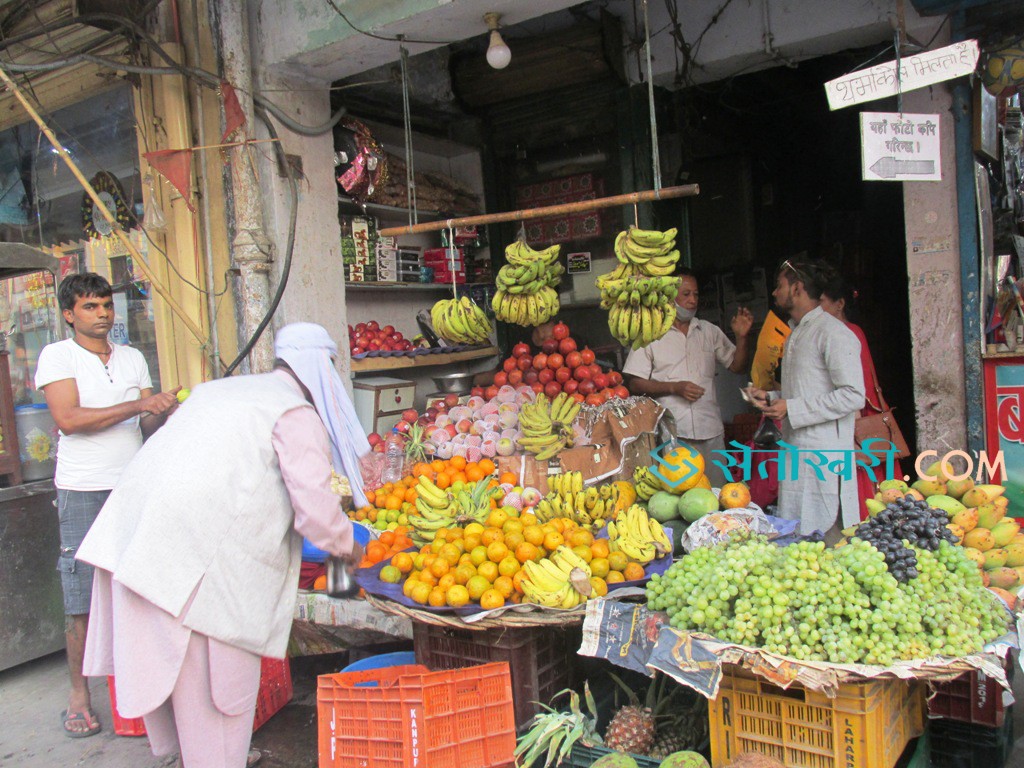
708, 664, 925, 768
109, 657, 293, 737
317, 662, 516, 768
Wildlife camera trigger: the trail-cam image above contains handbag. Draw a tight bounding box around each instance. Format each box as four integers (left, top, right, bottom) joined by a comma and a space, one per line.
854, 380, 910, 459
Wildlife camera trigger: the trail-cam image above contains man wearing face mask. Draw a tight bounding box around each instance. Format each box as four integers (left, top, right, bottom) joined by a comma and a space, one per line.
624, 268, 753, 485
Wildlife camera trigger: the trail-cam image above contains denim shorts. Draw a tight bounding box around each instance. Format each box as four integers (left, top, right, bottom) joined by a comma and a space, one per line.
56, 488, 111, 615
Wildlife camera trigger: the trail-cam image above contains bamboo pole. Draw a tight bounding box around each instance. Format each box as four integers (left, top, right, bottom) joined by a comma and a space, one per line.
378, 184, 700, 237
0, 65, 208, 346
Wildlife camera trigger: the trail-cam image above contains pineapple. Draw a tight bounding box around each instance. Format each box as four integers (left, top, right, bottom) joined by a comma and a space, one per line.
604, 702, 656, 755
649, 696, 709, 759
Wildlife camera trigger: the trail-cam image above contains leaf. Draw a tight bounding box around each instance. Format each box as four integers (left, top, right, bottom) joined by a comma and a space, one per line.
607, 671, 640, 707
583, 681, 599, 720
545, 731, 565, 768
559, 721, 585, 763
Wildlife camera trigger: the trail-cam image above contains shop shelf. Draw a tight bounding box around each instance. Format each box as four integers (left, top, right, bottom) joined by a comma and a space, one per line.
413, 622, 580, 728
316, 662, 515, 768
926, 656, 1012, 727
928, 709, 1014, 768
108, 657, 292, 737
350, 345, 498, 373
707, 665, 925, 768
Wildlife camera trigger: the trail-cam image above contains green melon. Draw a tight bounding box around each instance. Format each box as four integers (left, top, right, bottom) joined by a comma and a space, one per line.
677, 488, 719, 523
648, 491, 681, 523
659, 752, 710, 768
590, 754, 639, 768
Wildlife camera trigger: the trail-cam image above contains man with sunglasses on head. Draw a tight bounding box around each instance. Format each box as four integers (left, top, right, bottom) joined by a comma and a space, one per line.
748, 260, 865, 541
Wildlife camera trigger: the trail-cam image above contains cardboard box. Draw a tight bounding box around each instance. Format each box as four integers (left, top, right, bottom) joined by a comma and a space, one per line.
496, 454, 553, 493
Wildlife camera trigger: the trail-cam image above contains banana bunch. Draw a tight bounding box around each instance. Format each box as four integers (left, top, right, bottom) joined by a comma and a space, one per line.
492, 240, 564, 327
536, 472, 620, 529
632, 465, 662, 501
408, 475, 457, 544
521, 546, 594, 609
430, 296, 492, 345
607, 504, 672, 564
614, 227, 680, 276
518, 392, 582, 461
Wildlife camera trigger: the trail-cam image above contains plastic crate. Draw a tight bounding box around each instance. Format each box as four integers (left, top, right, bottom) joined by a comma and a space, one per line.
317, 662, 515, 768
560, 743, 661, 768
708, 665, 925, 768
929, 709, 1014, 768
413, 622, 579, 728
927, 656, 1012, 727
108, 657, 292, 737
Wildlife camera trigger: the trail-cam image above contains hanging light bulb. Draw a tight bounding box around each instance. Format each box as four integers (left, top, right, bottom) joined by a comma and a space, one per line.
484, 13, 511, 70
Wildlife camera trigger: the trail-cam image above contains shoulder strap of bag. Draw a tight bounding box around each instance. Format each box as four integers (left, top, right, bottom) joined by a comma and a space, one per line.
865, 361, 890, 414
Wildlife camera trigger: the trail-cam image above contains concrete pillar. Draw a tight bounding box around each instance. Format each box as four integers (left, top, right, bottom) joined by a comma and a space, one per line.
902, 82, 967, 453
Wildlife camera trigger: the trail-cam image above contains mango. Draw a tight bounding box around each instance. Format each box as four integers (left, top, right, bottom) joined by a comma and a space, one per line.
878, 479, 910, 494
1003, 541, 1024, 567
1013, 566, 1024, 585
977, 503, 1007, 530
927, 495, 966, 516
963, 547, 986, 567
923, 458, 954, 479
988, 586, 1017, 608
946, 477, 975, 499
964, 485, 1006, 507
865, 499, 887, 516
976, 484, 1007, 500
981, 570, 991, 586
984, 548, 1009, 569
951, 507, 978, 532
994, 496, 1010, 510
946, 523, 965, 543
991, 519, 1021, 547
913, 479, 947, 497
878, 487, 906, 504
1011, 532, 1024, 547
677, 488, 719, 523
963, 527, 996, 552
988, 570, 1020, 591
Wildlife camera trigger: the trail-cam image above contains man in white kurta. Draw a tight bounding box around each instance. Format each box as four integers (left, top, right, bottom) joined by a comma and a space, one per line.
624, 270, 753, 486
750, 262, 865, 536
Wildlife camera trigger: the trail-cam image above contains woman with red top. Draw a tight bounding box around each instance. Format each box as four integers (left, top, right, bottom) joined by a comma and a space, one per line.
819, 271, 902, 520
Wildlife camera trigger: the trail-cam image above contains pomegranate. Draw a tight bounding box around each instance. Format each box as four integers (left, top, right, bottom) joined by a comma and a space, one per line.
609, 371, 623, 386
541, 339, 559, 355
558, 337, 577, 355
555, 366, 572, 383
517, 356, 533, 372
493, 371, 508, 386
470, 387, 484, 398
547, 353, 564, 370
531, 382, 545, 394
573, 365, 592, 382
485, 385, 500, 400
513, 342, 531, 358
532, 353, 549, 371
444, 393, 460, 408
585, 393, 605, 406
578, 380, 596, 396
614, 385, 630, 399
580, 347, 596, 365
562, 379, 579, 394
524, 369, 539, 384
552, 322, 570, 340
508, 369, 523, 385
592, 373, 610, 390
565, 351, 583, 369
544, 381, 562, 399
503, 358, 517, 373
538, 368, 554, 384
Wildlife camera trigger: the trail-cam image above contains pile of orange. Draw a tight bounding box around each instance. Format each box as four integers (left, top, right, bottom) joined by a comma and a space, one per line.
407, 456, 500, 490
359, 528, 415, 568
384, 508, 648, 612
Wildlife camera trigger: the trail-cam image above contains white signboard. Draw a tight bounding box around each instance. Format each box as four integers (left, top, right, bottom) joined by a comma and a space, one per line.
861, 113, 942, 182
111, 292, 130, 345
826, 40, 979, 111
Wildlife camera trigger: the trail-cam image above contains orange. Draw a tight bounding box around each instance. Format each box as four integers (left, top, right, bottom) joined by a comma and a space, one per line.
418, 571, 438, 588
480, 589, 505, 610
454, 563, 476, 585
413, 553, 427, 570
487, 509, 509, 530
623, 562, 646, 581
463, 533, 482, 550
466, 465, 485, 483
571, 545, 593, 564
515, 542, 541, 564
510, 592, 523, 604
313, 574, 327, 591
487, 541, 509, 563
403, 486, 418, 503
470, 545, 489, 567
379, 565, 402, 584
365, 490, 376, 506
591, 540, 610, 559
402, 578, 418, 598
498, 555, 521, 578
590, 557, 610, 579
720, 482, 752, 509
449, 455, 467, 471
499, 471, 517, 486
438, 544, 462, 566
429, 558, 450, 578
481, 528, 504, 546
477, 561, 499, 583
504, 532, 525, 551
429, 539, 446, 555
464, 522, 485, 536
458, 553, 474, 567
607, 551, 629, 572
452, 471, 468, 485
520, 512, 537, 527
366, 541, 388, 563
606, 571, 625, 584
379, 531, 396, 548
479, 458, 496, 476
493, 575, 515, 598
589, 577, 609, 597
512, 568, 529, 594
446, 585, 470, 608
568, 529, 594, 548
438, 573, 457, 591
503, 519, 524, 536
435, 472, 451, 490
523, 525, 546, 546
385, 495, 402, 511
411, 582, 432, 604
428, 587, 447, 607
466, 575, 491, 601
543, 532, 565, 552
431, 459, 445, 473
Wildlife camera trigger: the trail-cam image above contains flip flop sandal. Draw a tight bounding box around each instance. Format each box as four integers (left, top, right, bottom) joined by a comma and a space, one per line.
246, 748, 262, 767
61, 708, 102, 738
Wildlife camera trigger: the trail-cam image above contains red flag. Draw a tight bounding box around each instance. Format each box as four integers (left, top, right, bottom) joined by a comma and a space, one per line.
143, 149, 195, 213
221, 80, 246, 142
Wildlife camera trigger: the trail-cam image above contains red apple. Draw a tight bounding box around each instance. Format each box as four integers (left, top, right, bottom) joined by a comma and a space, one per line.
444, 423, 458, 438
367, 339, 382, 350
494, 371, 508, 386
372, 442, 386, 453
382, 325, 395, 336
367, 432, 383, 447
531, 382, 545, 394
547, 353, 564, 370
425, 407, 439, 419
416, 415, 431, 427
580, 347, 596, 365
609, 371, 623, 386
503, 358, 517, 373
508, 369, 523, 385
578, 380, 596, 396
614, 385, 630, 399
389, 333, 403, 344
538, 368, 554, 385
565, 351, 583, 369
555, 367, 572, 384
470, 387, 484, 398
573, 365, 592, 382
444, 393, 460, 408
351, 346, 365, 355
544, 381, 562, 399
379, 342, 392, 352
558, 337, 577, 355
517, 356, 533, 372
366, 321, 380, 332
532, 353, 548, 371
401, 408, 419, 424
552, 322, 570, 340
512, 342, 530, 358
355, 323, 367, 334
593, 373, 610, 390
394, 420, 411, 433
562, 379, 578, 395
524, 369, 539, 384
485, 385, 500, 400
542, 339, 558, 355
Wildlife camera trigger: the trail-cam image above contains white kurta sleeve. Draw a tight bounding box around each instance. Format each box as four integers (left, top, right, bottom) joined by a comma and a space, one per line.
786, 329, 866, 430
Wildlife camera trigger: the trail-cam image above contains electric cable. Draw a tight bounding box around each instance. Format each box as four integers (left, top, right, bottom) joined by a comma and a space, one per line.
322, 0, 456, 46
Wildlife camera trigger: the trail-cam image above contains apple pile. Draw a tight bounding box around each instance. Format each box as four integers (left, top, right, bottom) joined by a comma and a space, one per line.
473, 321, 629, 407
349, 321, 415, 355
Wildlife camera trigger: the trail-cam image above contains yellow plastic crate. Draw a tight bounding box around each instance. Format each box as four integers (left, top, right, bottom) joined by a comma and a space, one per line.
708, 665, 925, 768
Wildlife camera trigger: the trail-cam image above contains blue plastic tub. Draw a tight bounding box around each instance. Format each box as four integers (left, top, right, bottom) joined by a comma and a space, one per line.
302, 521, 372, 563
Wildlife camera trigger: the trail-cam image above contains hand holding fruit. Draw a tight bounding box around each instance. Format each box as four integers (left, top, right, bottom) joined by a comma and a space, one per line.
141, 387, 181, 415
730, 307, 754, 338
761, 398, 788, 420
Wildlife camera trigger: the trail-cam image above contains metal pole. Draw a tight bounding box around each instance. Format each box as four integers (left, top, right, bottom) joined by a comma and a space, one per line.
220, 0, 274, 373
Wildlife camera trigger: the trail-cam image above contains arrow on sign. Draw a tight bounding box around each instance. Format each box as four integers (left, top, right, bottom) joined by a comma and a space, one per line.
869, 156, 936, 178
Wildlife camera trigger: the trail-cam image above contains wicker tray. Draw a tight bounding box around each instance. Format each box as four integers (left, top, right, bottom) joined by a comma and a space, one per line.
365, 592, 586, 630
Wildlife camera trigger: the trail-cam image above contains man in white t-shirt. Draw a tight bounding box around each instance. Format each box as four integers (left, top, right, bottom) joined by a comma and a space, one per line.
34, 272, 179, 738
623, 269, 753, 486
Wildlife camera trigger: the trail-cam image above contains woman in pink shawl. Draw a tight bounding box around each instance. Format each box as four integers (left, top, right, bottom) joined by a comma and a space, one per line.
819, 272, 903, 519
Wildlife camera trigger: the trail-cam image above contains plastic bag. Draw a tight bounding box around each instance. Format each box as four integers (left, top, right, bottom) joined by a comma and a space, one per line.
752, 415, 782, 448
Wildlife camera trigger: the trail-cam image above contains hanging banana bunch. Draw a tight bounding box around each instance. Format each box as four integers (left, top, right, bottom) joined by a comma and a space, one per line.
492, 240, 564, 327
430, 296, 492, 345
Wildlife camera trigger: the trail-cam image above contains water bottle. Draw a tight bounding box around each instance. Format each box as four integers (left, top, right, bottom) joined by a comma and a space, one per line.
381, 428, 405, 484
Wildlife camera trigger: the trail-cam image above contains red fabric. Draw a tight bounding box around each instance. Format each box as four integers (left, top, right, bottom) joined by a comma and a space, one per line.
846, 321, 903, 520
721, 429, 780, 509
515, 173, 604, 244
221, 81, 246, 142
299, 562, 325, 590
143, 149, 195, 213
